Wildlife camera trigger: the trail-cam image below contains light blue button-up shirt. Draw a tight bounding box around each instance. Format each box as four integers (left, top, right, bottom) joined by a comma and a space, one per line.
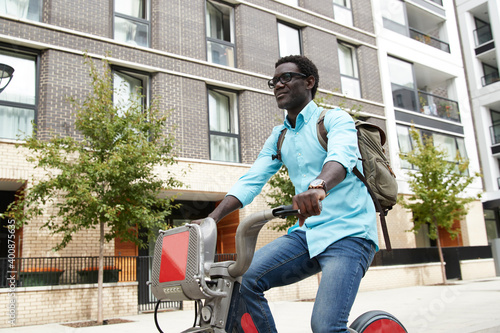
227, 101, 378, 257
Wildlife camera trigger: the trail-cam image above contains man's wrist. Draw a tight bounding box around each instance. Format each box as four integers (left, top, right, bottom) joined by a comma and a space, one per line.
308, 179, 327, 195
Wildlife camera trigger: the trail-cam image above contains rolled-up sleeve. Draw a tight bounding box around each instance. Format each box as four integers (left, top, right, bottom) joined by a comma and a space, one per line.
322, 109, 359, 173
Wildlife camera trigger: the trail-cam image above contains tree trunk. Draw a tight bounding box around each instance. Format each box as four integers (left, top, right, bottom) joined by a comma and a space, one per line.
97, 220, 104, 324
435, 221, 447, 285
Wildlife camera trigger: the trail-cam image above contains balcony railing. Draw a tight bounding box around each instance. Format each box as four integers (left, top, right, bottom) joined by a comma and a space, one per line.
392, 85, 460, 122
418, 91, 460, 122
482, 71, 500, 87
490, 124, 500, 145
410, 28, 450, 53
474, 24, 493, 47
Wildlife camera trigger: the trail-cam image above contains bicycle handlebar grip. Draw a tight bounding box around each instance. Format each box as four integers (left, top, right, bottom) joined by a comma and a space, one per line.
273, 202, 323, 218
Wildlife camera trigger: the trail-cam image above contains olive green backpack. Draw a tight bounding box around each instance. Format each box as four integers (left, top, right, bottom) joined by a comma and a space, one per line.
273, 109, 398, 250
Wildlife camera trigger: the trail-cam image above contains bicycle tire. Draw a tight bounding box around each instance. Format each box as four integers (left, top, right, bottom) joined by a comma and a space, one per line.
349, 310, 407, 333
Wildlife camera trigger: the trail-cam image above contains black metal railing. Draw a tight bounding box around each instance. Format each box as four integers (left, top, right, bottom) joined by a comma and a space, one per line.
409, 28, 450, 53
418, 91, 460, 122
0, 256, 181, 312
482, 71, 500, 87
0, 256, 138, 287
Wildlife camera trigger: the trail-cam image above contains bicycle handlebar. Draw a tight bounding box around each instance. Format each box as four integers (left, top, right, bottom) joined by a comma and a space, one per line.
227, 203, 322, 278
272, 202, 322, 218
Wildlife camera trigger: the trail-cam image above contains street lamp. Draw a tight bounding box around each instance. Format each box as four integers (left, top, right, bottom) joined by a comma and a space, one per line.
0, 63, 14, 94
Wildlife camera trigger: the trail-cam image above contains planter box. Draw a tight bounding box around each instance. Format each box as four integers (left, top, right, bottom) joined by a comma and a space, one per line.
20, 269, 64, 287
77, 267, 121, 283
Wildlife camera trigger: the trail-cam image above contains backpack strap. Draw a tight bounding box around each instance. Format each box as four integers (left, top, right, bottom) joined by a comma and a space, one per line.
272, 127, 287, 161
319, 111, 392, 251
352, 167, 392, 251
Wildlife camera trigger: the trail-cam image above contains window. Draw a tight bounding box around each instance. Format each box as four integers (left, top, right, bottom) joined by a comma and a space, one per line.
388, 56, 417, 111
338, 42, 360, 98
208, 88, 239, 163
0, 49, 37, 140
473, 17, 493, 47
206, 1, 235, 67
278, 22, 301, 57
114, 0, 150, 47
0, 0, 42, 21
333, 0, 353, 26
380, 0, 408, 36
113, 69, 148, 116
490, 110, 500, 145
397, 125, 468, 173
481, 63, 499, 87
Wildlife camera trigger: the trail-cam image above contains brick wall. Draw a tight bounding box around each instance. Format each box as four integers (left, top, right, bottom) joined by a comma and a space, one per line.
0, 283, 137, 328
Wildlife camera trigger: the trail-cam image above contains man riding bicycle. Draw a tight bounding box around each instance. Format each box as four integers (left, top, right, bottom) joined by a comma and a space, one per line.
203, 55, 378, 333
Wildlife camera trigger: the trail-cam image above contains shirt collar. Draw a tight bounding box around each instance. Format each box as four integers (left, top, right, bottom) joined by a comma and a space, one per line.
284, 100, 319, 130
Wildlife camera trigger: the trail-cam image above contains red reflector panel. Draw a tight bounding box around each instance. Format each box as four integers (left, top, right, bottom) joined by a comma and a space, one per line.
159, 231, 190, 283
363, 318, 406, 333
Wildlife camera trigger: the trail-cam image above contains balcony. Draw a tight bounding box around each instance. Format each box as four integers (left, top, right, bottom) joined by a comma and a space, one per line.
482, 71, 500, 87
392, 85, 460, 123
418, 91, 460, 122
410, 27, 450, 53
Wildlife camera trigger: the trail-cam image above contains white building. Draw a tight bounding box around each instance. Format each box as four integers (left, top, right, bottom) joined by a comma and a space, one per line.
372, 0, 486, 247
456, 0, 500, 242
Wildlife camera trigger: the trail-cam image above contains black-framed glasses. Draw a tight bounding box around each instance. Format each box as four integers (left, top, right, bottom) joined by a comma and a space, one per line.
268, 72, 307, 89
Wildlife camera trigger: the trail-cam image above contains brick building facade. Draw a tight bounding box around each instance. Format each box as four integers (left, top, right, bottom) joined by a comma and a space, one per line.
0, 0, 492, 327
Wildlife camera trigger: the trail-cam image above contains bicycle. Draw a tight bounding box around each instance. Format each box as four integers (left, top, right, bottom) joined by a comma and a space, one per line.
149, 205, 407, 333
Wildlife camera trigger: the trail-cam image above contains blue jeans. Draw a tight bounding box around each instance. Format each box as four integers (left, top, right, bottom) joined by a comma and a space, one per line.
237, 231, 376, 333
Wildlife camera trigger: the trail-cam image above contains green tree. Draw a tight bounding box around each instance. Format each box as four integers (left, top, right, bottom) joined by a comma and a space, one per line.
266, 96, 361, 230
5, 56, 183, 324
398, 128, 481, 284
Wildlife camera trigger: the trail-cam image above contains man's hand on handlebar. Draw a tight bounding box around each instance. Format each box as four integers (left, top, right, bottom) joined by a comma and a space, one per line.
293, 188, 326, 226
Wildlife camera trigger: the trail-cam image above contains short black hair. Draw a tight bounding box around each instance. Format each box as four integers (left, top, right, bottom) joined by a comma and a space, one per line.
275, 55, 319, 99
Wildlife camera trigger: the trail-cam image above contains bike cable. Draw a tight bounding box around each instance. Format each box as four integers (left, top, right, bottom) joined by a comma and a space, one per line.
154, 299, 164, 333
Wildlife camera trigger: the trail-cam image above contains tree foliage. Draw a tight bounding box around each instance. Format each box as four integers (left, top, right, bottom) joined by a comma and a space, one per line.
6, 55, 183, 250
5, 55, 184, 324
398, 128, 480, 239
398, 127, 481, 284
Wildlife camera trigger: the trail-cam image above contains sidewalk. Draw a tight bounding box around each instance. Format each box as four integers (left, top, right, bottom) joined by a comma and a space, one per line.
3, 277, 500, 333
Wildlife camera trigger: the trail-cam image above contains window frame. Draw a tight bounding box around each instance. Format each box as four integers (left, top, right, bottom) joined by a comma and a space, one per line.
0, 45, 39, 141
388, 56, 418, 112
205, 0, 236, 67
207, 86, 240, 163
0, 0, 43, 21
113, 0, 151, 48
337, 41, 361, 98
396, 124, 469, 174
112, 67, 150, 116
333, 0, 353, 26
277, 21, 303, 58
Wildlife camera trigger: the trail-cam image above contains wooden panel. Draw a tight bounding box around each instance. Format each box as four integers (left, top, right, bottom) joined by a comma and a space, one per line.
438, 219, 463, 247
216, 203, 239, 254
115, 237, 137, 281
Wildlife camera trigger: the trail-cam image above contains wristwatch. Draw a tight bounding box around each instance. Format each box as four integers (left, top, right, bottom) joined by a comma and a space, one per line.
308, 179, 327, 194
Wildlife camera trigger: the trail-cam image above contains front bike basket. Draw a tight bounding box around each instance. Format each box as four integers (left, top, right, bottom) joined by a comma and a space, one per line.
150, 224, 206, 302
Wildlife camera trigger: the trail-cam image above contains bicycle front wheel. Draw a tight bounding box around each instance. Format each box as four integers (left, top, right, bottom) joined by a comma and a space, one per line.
349, 310, 407, 333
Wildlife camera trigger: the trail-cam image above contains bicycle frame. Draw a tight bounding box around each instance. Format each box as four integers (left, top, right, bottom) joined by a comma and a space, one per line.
150, 205, 407, 333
